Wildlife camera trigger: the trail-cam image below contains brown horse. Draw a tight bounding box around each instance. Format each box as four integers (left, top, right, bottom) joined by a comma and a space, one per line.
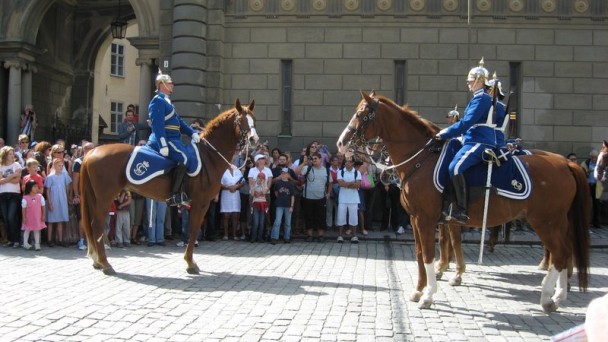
81, 99, 258, 275
337, 91, 590, 312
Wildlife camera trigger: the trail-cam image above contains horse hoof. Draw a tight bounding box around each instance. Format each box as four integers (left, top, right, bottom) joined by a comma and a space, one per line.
418, 298, 433, 309
92, 263, 103, 270
435, 271, 444, 280
409, 291, 423, 302
449, 276, 462, 286
102, 267, 116, 276
186, 265, 200, 274
542, 300, 558, 313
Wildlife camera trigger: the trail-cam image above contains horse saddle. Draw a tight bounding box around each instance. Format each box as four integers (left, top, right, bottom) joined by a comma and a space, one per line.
433, 140, 533, 200
126, 145, 201, 185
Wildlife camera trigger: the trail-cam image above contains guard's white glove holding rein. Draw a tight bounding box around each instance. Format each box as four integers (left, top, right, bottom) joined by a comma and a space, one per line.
435, 128, 448, 140
160, 146, 169, 157
191, 133, 201, 144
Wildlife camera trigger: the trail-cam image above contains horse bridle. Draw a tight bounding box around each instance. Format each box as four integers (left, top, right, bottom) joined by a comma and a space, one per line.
344, 97, 439, 185
345, 99, 378, 150
202, 110, 254, 171
234, 111, 252, 149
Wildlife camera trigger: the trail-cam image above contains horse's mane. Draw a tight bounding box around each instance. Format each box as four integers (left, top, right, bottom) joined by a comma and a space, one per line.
201, 108, 237, 139
375, 95, 439, 136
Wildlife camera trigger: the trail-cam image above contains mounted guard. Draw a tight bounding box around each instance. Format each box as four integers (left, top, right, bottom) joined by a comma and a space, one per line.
435, 58, 499, 224
147, 69, 201, 206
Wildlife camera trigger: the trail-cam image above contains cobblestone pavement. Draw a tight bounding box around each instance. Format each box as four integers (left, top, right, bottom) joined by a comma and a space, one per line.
1, 231, 606, 341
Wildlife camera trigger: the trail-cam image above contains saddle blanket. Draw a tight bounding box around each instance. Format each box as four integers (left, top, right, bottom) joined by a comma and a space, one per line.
126, 145, 201, 185
433, 140, 532, 200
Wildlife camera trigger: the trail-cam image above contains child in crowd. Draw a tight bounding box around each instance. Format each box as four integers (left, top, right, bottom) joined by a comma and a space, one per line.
250, 172, 268, 242
114, 188, 132, 248
44, 158, 71, 247
270, 168, 295, 244
22, 158, 44, 192
21, 180, 46, 251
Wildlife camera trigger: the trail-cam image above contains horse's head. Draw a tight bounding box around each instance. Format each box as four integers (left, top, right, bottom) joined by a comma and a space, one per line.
337, 90, 379, 155
234, 98, 259, 148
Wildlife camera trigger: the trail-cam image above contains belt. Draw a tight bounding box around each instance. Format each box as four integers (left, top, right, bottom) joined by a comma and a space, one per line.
165, 125, 180, 131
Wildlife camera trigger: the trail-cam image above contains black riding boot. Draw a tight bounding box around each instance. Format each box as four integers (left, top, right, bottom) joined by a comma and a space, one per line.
167, 165, 190, 207
446, 174, 468, 224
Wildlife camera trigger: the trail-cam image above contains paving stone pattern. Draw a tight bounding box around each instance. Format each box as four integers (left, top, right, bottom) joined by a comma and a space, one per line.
0, 233, 606, 341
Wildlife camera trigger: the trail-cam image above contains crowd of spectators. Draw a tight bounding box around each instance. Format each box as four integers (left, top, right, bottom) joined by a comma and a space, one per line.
0, 121, 413, 250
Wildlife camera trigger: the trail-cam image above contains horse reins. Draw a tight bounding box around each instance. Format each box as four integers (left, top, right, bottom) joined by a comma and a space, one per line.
202, 111, 252, 171
346, 98, 441, 183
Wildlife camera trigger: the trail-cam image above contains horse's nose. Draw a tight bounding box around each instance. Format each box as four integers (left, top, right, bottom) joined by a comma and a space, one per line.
248, 135, 258, 145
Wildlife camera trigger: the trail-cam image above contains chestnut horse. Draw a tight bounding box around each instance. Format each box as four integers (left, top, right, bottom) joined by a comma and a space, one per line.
81, 99, 258, 275
337, 91, 590, 312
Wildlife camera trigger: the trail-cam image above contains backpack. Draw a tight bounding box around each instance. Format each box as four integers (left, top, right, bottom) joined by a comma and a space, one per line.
302, 165, 330, 198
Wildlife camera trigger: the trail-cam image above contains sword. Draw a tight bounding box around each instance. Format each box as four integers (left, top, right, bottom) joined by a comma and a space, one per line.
479, 149, 496, 264
479, 73, 500, 264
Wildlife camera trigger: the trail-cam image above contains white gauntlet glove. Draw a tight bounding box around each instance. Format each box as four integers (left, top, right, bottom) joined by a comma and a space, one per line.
160, 146, 169, 157
191, 133, 201, 144
435, 128, 448, 140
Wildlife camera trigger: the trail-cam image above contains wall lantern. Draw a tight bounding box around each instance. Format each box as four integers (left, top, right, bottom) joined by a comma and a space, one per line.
110, 0, 127, 39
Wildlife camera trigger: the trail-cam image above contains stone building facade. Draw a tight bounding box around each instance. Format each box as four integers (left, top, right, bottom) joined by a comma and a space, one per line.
0, 0, 607, 157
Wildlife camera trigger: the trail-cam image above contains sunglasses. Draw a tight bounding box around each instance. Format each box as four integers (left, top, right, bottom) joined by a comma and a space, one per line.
19, 141, 28, 144
53, 150, 65, 154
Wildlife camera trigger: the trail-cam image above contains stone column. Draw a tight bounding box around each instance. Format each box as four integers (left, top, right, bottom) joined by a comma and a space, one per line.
21, 64, 34, 110
171, 1, 207, 119
3, 60, 24, 145
136, 57, 154, 139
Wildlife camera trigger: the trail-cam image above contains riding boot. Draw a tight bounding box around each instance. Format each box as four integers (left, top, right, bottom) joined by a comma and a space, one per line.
440, 181, 455, 223
167, 165, 190, 206
446, 174, 468, 224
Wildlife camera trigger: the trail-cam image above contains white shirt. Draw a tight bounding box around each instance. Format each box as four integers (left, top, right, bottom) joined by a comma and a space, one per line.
248, 167, 273, 190
337, 167, 361, 204
0, 162, 23, 194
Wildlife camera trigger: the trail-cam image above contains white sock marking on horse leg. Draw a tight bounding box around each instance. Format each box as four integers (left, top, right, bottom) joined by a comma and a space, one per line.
541, 267, 559, 307
552, 269, 568, 307
421, 262, 437, 303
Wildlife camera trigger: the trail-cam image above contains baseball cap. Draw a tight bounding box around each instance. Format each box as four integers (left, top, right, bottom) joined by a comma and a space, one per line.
281, 167, 289, 173
254, 154, 266, 162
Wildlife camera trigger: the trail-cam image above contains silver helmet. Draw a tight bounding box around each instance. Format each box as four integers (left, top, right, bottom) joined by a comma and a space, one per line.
447, 105, 459, 119
155, 69, 173, 87
466, 57, 490, 86
487, 71, 505, 98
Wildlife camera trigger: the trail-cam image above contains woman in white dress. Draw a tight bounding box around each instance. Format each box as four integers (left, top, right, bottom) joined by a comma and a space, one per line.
220, 167, 244, 240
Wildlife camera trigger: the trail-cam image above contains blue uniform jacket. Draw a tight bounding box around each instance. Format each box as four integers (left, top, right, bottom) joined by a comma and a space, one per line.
438, 89, 497, 147
147, 92, 195, 150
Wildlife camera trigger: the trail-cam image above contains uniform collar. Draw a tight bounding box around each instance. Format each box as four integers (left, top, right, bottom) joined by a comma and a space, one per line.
473, 88, 486, 97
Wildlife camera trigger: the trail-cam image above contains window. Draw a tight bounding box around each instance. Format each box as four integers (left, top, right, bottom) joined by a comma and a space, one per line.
110, 102, 124, 133
394, 60, 407, 105
280, 60, 293, 136
110, 43, 125, 77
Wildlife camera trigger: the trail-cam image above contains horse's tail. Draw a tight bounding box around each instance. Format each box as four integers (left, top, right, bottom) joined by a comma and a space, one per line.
80, 160, 99, 261
567, 162, 591, 291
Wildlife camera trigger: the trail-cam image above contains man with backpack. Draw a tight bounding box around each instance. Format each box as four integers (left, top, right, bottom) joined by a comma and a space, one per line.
336, 157, 362, 244
297, 151, 331, 242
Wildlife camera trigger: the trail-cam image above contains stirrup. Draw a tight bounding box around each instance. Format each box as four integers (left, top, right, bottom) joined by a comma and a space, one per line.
167, 192, 190, 207
445, 203, 469, 225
